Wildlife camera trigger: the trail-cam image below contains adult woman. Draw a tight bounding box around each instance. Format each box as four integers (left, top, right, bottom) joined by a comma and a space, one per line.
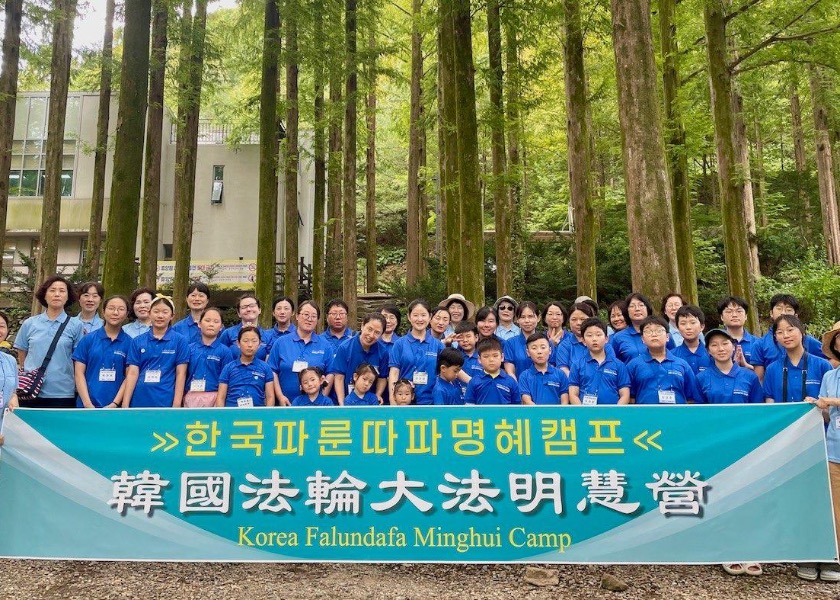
474, 306, 499, 341
380, 304, 401, 349
123, 296, 190, 408
503, 302, 541, 378
72, 295, 132, 408
389, 299, 444, 405
122, 287, 155, 338
13, 275, 83, 408
763, 315, 832, 403
72, 281, 104, 335
661, 293, 686, 346
184, 307, 234, 407
439, 293, 474, 336
0, 311, 18, 413
610, 292, 656, 363
264, 295, 297, 353
608, 300, 628, 335
329, 313, 389, 405
269, 300, 333, 405
542, 301, 568, 349
216, 327, 275, 408
429, 307, 452, 342
553, 302, 601, 374
172, 282, 211, 344
494, 296, 520, 341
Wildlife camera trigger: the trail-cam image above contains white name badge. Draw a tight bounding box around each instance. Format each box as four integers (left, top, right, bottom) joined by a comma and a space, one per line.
292, 360, 308, 373
237, 396, 254, 408
144, 370, 162, 384
413, 371, 428, 385
835, 416, 840, 430
190, 379, 206, 392
582, 394, 598, 406
347, 383, 355, 395
99, 368, 117, 382
658, 389, 676, 404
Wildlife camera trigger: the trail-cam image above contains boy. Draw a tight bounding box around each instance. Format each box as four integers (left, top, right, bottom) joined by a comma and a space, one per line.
432, 348, 465, 405
519, 333, 569, 405
569, 318, 630, 405
670, 305, 711, 376
464, 337, 520, 405
627, 316, 699, 404
455, 321, 483, 395
716, 296, 757, 369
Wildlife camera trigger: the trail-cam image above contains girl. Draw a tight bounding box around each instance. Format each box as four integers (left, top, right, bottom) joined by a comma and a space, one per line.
392, 379, 415, 406
329, 313, 388, 405
123, 295, 190, 408
217, 326, 276, 407
608, 300, 628, 335
389, 299, 444, 405
72, 281, 104, 334
72, 295, 131, 409
343, 363, 380, 406
474, 306, 499, 341
172, 282, 211, 344
542, 301, 568, 349
184, 307, 234, 408
763, 315, 832, 403
291, 367, 333, 407
504, 302, 541, 378
122, 288, 155, 338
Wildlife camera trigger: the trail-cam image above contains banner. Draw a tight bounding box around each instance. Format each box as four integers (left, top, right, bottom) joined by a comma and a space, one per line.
156, 260, 257, 289
0, 404, 835, 563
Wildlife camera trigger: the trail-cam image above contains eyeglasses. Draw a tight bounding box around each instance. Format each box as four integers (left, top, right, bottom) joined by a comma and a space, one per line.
723, 307, 745, 315
239, 302, 259, 310
498, 305, 514, 311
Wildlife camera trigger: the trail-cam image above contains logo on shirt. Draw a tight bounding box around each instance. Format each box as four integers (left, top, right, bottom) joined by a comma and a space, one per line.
312, 350, 325, 355
208, 355, 221, 362
603, 369, 617, 376
162, 349, 175, 355
547, 381, 560, 388
733, 389, 748, 396
667, 370, 684, 377
496, 384, 511, 393
114, 351, 127, 358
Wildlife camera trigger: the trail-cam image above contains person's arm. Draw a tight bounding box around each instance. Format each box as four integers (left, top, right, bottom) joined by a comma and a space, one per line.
560, 366, 570, 376
323, 373, 335, 397
521, 393, 534, 405
376, 377, 387, 404
568, 384, 581, 405
334, 373, 346, 405
16, 349, 26, 370
617, 387, 631, 405
560, 391, 570, 405
264, 378, 275, 407
216, 383, 228, 407
122, 365, 140, 408
110, 380, 127, 408
74, 362, 96, 409
504, 362, 517, 378
172, 364, 187, 407
273, 373, 290, 406
754, 364, 765, 383
457, 369, 472, 385
389, 366, 400, 400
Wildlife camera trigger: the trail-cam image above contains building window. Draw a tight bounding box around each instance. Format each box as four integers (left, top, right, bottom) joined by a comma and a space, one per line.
211, 165, 224, 204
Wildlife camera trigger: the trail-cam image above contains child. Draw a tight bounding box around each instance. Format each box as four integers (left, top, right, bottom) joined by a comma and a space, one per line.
519, 333, 569, 405
627, 316, 698, 404
184, 307, 234, 408
392, 379, 416, 406
216, 326, 275, 407
291, 367, 333, 407
344, 363, 381, 406
670, 305, 711, 376
455, 321, 482, 394
433, 348, 465, 405
388, 300, 444, 405
568, 318, 630, 405
696, 329, 763, 404
464, 337, 520, 405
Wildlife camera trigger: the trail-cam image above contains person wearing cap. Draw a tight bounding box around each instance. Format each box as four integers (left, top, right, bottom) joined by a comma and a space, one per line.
626, 316, 698, 405
494, 296, 521, 341
439, 294, 475, 338
762, 315, 832, 403
696, 328, 763, 405
823, 321, 840, 369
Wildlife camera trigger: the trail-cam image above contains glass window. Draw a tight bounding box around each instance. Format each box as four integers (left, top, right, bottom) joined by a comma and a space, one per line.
60, 170, 73, 197
213, 165, 224, 181
27, 97, 46, 140
64, 96, 80, 138
20, 170, 38, 196
7, 172, 20, 196
13, 98, 27, 140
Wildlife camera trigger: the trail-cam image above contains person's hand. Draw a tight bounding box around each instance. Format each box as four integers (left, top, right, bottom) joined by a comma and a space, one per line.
804, 396, 819, 406
7, 394, 18, 411
377, 395, 384, 405
279, 395, 291, 407
816, 398, 830, 410
104, 401, 120, 409
734, 345, 747, 367
443, 334, 456, 347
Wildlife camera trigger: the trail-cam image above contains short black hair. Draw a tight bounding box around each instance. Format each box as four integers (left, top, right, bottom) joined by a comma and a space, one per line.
580, 317, 607, 337
769, 293, 799, 313
622, 292, 654, 324
541, 301, 568, 327
237, 293, 260, 310
381, 304, 401, 329
272, 295, 296, 312
525, 332, 549, 346
639, 315, 670, 334
437, 348, 465, 373
474, 306, 498, 324
455, 320, 478, 335
675, 304, 705, 326
660, 292, 685, 315
476, 336, 503, 356
238, 325, 262, 342
772, 314, 806, 336
35, 275, 77, 308
515, 301, 539, 319
716, 295, 749, 315
325, 299, 349, 314
127, 287, 156, 320
77, 281, 104, 298
187, 281, 210, 296
569, 302, 597, 318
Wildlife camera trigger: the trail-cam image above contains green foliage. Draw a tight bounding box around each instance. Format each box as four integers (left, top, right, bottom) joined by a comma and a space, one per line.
379, 258, 447, 307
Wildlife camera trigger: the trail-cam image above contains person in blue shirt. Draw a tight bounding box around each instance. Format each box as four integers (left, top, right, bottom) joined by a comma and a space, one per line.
611, 292, 658, 363
519, 333, 569, 405
474, 306, 501, 342
380, 304, 402, 349
627, 316, 699, 405
122, 287, 155, 338
432, 348, 465, 405
262, 295, 297, 354
763, 315, 832, 403
184, 307, 234, 408
330, 313, 389, 405
541, 301, 569, 351
552, 301, 599, 374
171, 282, 211, 345
455, 321, 482, 395
494, 295, 521, 341
72, 281, 104, 335
0, 311, 18, 415
607, 300, 628, 336
343, 363, 381, 406
716, 295, 758, 369
569, 319, 630, 405
429, 306, 455, 346
503, 301, 541, 378
216, 326, 275, 407
440, 294, 474, 338
291, 366, 333, 407
464, 337, 520, 405
696, 329, 764, 404
391, 379, 416, 406
72, 295, 131, 408
671, 305, 711, 376
388, 299, 444, 405
750, 294, 826, 382
219, 294, 269, 359
269, 300, 334, 405
322, 299, 356, 352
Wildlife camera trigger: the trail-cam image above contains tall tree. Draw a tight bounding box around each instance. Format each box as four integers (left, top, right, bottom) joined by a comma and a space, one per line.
732, 91, 760, 277
364, 12, 378, 292
34, 0, 77, 301
609, 0, 681, 302
103, 0, 152, 295
809, 64, 840, 265
326, 0, 344, 302
753, 118, 768, 227
343, 0, 358, 322
139, 0, 169, 290
312, 0, 327, 309
406, 0, 425, 285
790, 78, 811, 231
503, 14, 524, 295
284, 0, 300, 299
0, 0, 23, 267
256, 0, 281, 323
83, 0, 115, 280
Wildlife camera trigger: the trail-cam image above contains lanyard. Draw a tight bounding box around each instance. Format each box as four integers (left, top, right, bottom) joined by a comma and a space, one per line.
782, 353, 808, 401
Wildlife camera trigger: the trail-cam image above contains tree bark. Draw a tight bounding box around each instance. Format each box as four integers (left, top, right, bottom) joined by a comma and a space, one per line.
732, 91, 760, 278
406, 0, 424, 285
753, 117, 768, 227
326, 0, 344, 302
564, 0, 596, 301
343, 0, 358, 323
364, 16, 377, 292
103, 0, 152, 295
790, 81, 811, 230
609, 0, 680, 302
809, 64, 840, 266
284, 0, 300, 300
139, 0, 168, 290
504, 15, 524, 294
438, 0, 460, 292
0, 0, 23, 269
312, 0, 326, 308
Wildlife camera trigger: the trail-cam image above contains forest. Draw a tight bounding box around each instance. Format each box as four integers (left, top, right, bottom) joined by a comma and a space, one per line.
1, 0, 840, 332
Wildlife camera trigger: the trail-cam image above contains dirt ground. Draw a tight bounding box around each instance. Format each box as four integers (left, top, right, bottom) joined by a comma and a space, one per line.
0, 561, 838, 599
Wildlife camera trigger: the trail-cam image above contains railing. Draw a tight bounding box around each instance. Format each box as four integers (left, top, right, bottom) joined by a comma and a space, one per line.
274, 258, 313, 300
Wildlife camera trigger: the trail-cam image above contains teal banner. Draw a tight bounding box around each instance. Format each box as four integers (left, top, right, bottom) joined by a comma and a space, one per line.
0, 404, 835, 563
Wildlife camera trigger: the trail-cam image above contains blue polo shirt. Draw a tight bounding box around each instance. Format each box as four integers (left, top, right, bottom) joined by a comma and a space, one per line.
696, 363, 764, 404
171, 315, 203, 345
186, 338, 234, 393
568, 355, 630, 405
0, 352, 17, 409
219, 358, 274, 407
122, 321, 150, 338
71, 313, 103, 336
458, 349, 483, 396
503, 334, 534, 376
389, 331, 444, 405
433, 376, 464, 405
554, 336, 617, 371
126, 328, 190, 407
724, 329, 758, 364
344, 390, 380, 406
610, 327, 646, 364
219, 323, 270, 347
268, 332, 333, 400
263, 324, 297, 354
762, 353, 833, 402
819, 369, 840, 463
671, 343, 712, 376
72, 327, 132, 407
291, 392, 333, 407
328, 336, 390, 396
750, 330, 825, 368
518, 365, 568, 405
464, 370, 521, 405
322, 328, 356, 353
627, 350, 698, 405
15, 311, 83, 399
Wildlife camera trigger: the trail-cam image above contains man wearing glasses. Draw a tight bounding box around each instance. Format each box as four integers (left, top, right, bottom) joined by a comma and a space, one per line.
715, 296, 758, 370
322, 299, 356, 353
218, 294, 271, 360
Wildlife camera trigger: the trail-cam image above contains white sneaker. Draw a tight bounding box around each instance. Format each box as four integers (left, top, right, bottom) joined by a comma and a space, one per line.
797, 567, 819, 581
820, 568, 840, 583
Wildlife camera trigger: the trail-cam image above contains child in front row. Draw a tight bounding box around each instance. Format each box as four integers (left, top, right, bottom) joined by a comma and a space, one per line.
569, 318, 630, 405
433, 348, 465, 405
455, 321, 482, 395
464, 337, 520, 405
291, 367, 333, 407
344, 363, 381, 406
519, 333, 569, 405
392, 379, 416, 405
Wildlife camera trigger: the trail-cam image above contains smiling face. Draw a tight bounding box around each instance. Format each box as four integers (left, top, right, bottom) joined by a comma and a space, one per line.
496, 301, 516, 324
237, 297, 261, 323
720, 303, 747, 329
381, 310, 398, 334
150, 302, 173, 329
430, 310, 450, 335
300, 370, 322, 396
708, 336, 734, 363
447, 302, 465, 324
79, 286, 102, 315
408, 305, 430, 333
133, 292, 153, 321
359, 319, 384, 348
627, 299, 650, 325
0, 316, 8, 342
273, 300, 294, 327
517, 308, 539, 336
663, 296, 683, 322
102, 298, 128, 328
610, 306, 627, 331
477, 313, 497, 338
187, 288, 209, 312
774, 320, 804, 351
296, 304, 319, 334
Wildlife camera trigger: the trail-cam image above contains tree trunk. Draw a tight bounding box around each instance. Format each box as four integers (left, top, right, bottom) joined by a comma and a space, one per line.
35, 0, 77, 305
438, 0, 460, 292
139, 0, 168, 290
790, 80, 811, 231
102, 0, 152, 295
504, 15, 524, 294
753, 117, 767, 227
343, 0, 358, 324
609, 0, 680, 303
326, 0, 344, 302
284, 0, 300, 300
809, 64, 840, 266
564, 0, 596, 301
256, 0, 281, 321
406, 0, 424, 286
312, 0, 326, 308
0, 0, 23, 269
418, 118, 428, 274
364, 17, 377, 292
658, 0, 697, 303
732, 91, 760, 278
703, 0, 758, 332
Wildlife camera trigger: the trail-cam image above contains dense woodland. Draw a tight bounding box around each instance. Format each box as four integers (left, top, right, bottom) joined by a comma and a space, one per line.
2, 0, 840, 332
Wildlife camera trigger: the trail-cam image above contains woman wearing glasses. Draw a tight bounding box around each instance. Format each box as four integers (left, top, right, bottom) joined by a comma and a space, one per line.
494, 296, 520, 341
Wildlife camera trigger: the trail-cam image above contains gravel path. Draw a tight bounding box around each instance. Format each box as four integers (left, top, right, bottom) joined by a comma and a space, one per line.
0, 561, 837, 599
